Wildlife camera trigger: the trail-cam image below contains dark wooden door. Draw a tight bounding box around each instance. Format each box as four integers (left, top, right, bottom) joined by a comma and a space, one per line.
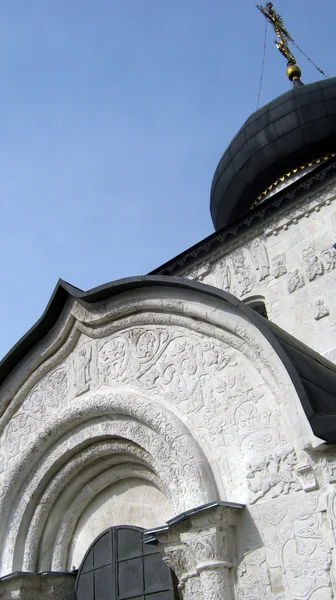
75, 526, 176, 600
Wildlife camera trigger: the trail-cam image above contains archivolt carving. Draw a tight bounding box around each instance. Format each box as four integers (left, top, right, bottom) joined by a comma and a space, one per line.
0, 321, 304, 490
51, 464, 163, 571
22, 440, 155, 572
3, 367, 68, 467
0, 287, 320, 587
0, 393, 216, 574
0, 291, 308, 435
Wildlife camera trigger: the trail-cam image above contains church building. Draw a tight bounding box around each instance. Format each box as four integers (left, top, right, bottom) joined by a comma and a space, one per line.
0, 4, 336, 599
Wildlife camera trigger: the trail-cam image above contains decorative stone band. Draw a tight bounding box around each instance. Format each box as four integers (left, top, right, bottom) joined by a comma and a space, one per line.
144, 500, 244, 600
252, 152, 336, 208
196, 560, 234, 571
0, 571, 76, 600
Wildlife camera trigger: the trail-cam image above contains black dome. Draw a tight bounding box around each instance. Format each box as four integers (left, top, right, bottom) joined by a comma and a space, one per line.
210, 77, 336, 231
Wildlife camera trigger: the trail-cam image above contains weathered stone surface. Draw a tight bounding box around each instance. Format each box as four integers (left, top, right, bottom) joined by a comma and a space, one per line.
181, 177, 336, 363
152, 503, 243, 600
0, 281, 335, 598
0, 572, 75, 600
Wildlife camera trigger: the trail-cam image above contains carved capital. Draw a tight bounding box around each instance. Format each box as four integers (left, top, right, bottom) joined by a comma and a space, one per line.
145, 501, 244, 600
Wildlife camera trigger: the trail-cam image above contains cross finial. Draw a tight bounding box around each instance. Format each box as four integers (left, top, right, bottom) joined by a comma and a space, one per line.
257, 2, 302, 82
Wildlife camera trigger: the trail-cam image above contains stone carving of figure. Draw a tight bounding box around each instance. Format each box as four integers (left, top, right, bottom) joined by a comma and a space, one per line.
246, 458, 279, 503
247, 450, 300, 503
237, 269, 253, 296
287, 270, 305, 293
186, 262, 211, 281
305, 254, 324, 282
222, 263, 231, 292
272, 253, 287, 278
250, 239, 270, 281
314, 299, 329, 320
322, 246, 336, 272
75, 345, 92, 396
231, 249, 246, 274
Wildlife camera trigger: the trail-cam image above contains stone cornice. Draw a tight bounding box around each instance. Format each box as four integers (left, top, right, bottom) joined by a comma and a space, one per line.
150, 158, 336, 276
180, 178, 336, 279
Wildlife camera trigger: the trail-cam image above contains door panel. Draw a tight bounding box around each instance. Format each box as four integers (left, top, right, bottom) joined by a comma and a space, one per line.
75, 526, 177, 600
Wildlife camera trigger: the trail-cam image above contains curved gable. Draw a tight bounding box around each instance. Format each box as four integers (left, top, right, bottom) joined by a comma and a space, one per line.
1, 276, 336, 443
0, 276, 331, 577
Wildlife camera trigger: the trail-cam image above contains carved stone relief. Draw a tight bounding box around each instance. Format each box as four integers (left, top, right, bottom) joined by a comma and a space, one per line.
318, 451, 336, 485
96, 328, 232, 416
296, 461, 318, 492
184, 262, 211, 281
222, 262, 232, 292
155, 503, 243, 600
283, 511, 331, 599
285, 241, 336, 292
5, 412, 40, 466
272, 253, 287, 279
0, 291, 335, 596
327, 489, 336, 547
237, 268, 255, 296
303, 245, 325, 282
0, 391, 219, 575
189, 245, 260, 298
250, 238, 270, 281
231, 248, 247, 274
45, 368, 68, 412
72, 341, 95, 397
314, 299, 330, 320
287, 269, 305, 294
0, 572, 76, 600
182, 226, 336, 307
236, 549, 271, 600
0, 313, 295, 509
205, 260, 234, 294
4, 367, 68, 467
322, 245, 336, 272
231, 246, 258, 297
246, 450, 301, 504
259, 496, 333, 599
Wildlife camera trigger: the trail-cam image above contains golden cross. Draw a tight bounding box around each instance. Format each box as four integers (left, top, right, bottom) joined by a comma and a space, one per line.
257, 2, 297, 64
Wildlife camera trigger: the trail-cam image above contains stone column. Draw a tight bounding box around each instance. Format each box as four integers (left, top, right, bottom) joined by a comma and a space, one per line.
145, 501, 244, 600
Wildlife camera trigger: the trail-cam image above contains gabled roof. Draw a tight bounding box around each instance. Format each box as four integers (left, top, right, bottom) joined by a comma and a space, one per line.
1, 276, 336, 443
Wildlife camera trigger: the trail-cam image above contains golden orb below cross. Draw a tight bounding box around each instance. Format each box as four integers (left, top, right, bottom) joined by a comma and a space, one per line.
286, 62, 302, 81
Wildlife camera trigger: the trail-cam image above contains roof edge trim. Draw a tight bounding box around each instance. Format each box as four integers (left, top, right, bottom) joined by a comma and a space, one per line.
1, 275, 335, 444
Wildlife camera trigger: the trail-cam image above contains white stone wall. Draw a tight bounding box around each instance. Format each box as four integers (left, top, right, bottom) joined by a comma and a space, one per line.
0, 573, 76, 600
0, 285, 336, 599
181, 176, 336, 362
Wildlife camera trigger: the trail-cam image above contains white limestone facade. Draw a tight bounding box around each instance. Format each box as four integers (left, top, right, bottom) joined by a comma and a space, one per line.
1, 281, 336, 599
180, 174, 336, 363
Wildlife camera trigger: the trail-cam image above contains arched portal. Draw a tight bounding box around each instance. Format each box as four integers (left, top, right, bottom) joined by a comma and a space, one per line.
75, 526, 177, 600
0, 276, 333, 600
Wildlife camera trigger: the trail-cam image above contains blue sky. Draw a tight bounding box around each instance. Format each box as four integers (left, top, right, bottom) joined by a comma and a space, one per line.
0, 0, 334, 359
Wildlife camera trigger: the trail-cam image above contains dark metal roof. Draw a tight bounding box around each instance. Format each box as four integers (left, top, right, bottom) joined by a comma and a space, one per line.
210, 77, 336, 230
1, 276, 336, 443
144, 500, 245, 538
